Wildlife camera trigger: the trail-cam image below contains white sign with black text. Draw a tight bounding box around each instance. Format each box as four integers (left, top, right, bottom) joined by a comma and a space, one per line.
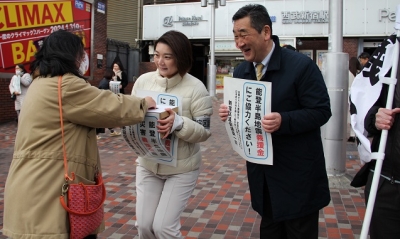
123, 90, 182, 167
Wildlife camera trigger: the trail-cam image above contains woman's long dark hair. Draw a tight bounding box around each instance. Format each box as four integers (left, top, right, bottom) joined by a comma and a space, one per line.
349, 57, 361, 77
113, 61, 124, 72
30, 29, 85, 79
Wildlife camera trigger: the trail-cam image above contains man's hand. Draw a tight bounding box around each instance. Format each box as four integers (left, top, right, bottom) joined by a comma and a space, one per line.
261, 112, 282, 133
219, 104, 229, 122
375, 107, 400, 130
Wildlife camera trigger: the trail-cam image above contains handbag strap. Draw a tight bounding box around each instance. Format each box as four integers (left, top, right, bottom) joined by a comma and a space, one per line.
58, 76, 75, 182
58, 76, 107, 215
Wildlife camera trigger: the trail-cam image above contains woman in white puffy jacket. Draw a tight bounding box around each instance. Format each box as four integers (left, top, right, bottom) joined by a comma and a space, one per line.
131, 30, 213, 239
9, 64, 32, 121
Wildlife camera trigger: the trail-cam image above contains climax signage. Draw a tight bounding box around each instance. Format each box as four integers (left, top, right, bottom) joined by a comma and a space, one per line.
163, 15, 207, 27
0, 0, 92, 75
282, 10, 329, 24
0, 1, 73, 32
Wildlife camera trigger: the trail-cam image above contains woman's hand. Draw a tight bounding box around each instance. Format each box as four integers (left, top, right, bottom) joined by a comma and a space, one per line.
157, 108, 176, 139
144, 96, 156, 109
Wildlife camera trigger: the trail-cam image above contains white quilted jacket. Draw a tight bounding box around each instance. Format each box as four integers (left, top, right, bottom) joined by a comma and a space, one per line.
132, 70, 213, 175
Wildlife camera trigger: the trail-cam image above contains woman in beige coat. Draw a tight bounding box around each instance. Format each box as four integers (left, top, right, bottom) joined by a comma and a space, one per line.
2, 29, 156, 239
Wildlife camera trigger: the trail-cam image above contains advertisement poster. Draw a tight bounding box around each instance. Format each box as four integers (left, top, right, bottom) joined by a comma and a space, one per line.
223, 76, 273, 165
123, 90, 182, 167
0, 0, 92, 75
317, 50, 328, 69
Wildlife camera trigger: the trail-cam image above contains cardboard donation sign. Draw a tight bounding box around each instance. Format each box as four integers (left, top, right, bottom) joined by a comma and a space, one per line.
123, 90, 182, 167
147, 105, 179, 119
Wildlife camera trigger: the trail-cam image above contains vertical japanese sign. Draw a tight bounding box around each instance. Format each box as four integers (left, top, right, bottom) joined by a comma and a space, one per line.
0, 0, 92, 75
223, 77, 273, 165
123, 90, 182, 167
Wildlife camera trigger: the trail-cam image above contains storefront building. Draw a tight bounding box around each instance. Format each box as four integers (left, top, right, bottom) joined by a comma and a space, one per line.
0, 0, 108, 123
142, 0, 398, 92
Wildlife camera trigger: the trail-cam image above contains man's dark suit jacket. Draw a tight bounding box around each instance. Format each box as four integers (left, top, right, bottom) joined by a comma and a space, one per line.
233, 35, 331, 222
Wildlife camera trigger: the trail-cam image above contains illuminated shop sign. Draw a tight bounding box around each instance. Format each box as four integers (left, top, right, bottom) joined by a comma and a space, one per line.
163, 15, 206, 27
282, 11, 329, 24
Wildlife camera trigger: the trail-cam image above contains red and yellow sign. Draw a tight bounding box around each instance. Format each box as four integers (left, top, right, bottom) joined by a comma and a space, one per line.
0, 1, 73, 32
0, 0, 92, 74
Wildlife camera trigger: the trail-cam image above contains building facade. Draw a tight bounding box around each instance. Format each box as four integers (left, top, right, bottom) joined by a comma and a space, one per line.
141, 0, 398, 91
107, 0, 141, 48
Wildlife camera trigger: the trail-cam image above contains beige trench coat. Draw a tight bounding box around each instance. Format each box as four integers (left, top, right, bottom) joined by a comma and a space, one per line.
3, 74, 148, 239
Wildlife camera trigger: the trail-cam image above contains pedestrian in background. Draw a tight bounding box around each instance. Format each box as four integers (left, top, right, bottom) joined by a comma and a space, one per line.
132, 30, 213, 239
282, 44, 297, 51
9, 64, 32, 121
112, 61, 128, 94
219, 4, 331, 238
2, 29, 156, 239
358, 52, 371, 68
96, 68, 116, 139
109, 61, 128, 136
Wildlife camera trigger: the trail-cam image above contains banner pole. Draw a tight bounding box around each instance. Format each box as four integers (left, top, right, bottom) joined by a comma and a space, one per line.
360, 5, 400, 238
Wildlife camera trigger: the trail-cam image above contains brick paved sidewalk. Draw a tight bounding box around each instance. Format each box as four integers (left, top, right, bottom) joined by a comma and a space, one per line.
0, 98, 366, 239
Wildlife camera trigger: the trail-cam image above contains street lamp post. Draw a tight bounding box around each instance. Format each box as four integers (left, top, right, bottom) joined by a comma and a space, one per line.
201, 0, 226, 97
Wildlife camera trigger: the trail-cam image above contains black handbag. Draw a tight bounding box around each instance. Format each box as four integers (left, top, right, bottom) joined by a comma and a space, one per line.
11, 93, 16, 101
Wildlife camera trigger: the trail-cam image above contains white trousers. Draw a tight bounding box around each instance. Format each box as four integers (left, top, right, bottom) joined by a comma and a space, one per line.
135, 165, 199, 239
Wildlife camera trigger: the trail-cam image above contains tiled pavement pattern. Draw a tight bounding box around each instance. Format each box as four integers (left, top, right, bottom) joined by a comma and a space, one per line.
0, 96, 366, 239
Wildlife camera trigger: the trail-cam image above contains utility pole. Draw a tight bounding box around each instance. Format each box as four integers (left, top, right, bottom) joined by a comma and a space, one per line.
201, 0, 226, 97
321, 0, 349, 180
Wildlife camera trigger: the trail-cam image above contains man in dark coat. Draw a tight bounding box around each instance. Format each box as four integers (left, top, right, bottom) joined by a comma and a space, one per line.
219, 4, 331, 238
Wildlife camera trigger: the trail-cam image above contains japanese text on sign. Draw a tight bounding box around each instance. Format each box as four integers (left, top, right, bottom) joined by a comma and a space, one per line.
123, 90, 182, 167
223, 77, 273, 165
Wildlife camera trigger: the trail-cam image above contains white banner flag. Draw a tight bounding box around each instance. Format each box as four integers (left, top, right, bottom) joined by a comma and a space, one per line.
350, 34, 399, 164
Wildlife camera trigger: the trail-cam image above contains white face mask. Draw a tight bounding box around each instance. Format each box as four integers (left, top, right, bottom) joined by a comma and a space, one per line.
79, 52, 89, 75
15, 70, 21, 75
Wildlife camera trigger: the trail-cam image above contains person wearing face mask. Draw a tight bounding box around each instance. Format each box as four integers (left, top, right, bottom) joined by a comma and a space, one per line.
2, 29, 156, 239
131, 30, 213, 239
9, 64, 32, 121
